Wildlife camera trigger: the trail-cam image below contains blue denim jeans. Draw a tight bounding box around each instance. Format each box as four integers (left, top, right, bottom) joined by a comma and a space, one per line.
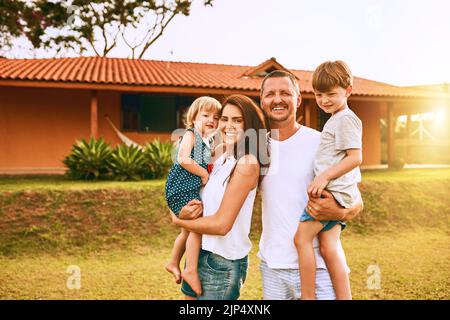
181, 249, 248, 300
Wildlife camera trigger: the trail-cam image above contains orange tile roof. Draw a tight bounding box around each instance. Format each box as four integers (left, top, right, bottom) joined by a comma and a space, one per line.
0, 56, 444, 98
406, 83, 450, 93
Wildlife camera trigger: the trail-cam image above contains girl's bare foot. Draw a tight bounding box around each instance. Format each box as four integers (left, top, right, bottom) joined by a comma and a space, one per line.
181, 269, 202, 296
165, 262, 181, 284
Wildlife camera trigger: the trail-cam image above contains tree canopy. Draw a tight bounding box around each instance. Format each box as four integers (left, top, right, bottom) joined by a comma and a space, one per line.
0, 0, 214, 58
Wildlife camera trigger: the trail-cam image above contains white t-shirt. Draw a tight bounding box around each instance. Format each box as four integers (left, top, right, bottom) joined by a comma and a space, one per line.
202, 153, 257, 260
258, 125, 350, 271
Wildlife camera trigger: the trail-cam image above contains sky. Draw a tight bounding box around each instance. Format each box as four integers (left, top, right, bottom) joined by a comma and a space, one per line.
6, 0, 450, 86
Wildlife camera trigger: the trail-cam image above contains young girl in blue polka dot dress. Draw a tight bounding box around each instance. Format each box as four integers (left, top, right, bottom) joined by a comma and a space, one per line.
165, 96, 221, 296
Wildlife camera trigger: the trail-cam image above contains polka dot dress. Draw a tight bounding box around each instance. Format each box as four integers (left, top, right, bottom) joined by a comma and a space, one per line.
165, 128, 211, 215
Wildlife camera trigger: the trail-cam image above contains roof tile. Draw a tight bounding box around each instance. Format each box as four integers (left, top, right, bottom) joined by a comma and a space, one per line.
0, 57, 445, 98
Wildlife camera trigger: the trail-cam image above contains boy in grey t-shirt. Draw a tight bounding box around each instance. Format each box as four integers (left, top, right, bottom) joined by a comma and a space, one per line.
294, 61, 362, 300
313, 107, 362, 209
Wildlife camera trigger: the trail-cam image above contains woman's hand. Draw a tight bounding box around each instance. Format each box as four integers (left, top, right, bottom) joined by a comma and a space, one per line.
201, 173, 209, 186
178, 199, 203, 220
171, 211, 182, 226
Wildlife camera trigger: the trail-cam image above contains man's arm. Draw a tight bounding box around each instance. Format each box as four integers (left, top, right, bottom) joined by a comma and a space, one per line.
307, 190, 363, 221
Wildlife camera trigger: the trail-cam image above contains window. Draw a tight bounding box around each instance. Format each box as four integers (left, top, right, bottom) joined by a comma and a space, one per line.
176, 96, 195, 128
121, 94, 183, 132
139, 95, 177, 132
121, 95, 139, 131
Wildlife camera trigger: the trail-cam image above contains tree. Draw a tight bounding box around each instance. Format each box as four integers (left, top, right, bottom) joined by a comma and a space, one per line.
0, 0, 214, 58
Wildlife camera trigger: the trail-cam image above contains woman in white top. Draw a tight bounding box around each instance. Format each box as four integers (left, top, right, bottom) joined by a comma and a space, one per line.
171, 94, 269, 300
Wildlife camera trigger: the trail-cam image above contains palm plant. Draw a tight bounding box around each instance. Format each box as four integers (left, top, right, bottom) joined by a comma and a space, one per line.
144, 139, 175, 179
63, 137, 112, 180
108, 144, 148, 181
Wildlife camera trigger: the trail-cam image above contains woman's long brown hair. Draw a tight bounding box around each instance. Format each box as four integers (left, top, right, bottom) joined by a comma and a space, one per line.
220, 94, 270, 186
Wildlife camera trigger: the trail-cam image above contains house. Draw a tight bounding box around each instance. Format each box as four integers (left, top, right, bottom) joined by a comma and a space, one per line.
0, 57, 449, 174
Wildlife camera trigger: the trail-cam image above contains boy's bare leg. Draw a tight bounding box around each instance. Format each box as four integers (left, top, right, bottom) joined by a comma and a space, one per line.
318, 225, 352, 300
165, 227, 189, 284
181, 232, 202, 296
294, 221, 324, 300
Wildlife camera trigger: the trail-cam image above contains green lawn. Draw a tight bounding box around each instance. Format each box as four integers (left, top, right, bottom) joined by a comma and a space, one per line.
361, 167, 450, 182
0, 229, 448, 300
0, 168, 449, 299
0, 175, 164, 192
2, 167, 449, 191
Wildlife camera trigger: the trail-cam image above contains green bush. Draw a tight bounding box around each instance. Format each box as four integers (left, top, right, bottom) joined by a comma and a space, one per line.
63, 137, 112, 180
108, 145, 148, 181
392, 158, 406, 170
63, 138, 175, 181
144, 139, 174, 179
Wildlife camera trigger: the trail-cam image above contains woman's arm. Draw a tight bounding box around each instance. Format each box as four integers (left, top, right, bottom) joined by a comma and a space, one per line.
307, 190, 363, 221
172, 155, 259, 235
177, 131, 209, 182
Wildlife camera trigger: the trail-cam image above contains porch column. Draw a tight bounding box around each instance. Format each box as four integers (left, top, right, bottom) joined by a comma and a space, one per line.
90, 90, 99, 138
387, 102, 395, 168
406, 113, 412, 162
304, 103, 311, 127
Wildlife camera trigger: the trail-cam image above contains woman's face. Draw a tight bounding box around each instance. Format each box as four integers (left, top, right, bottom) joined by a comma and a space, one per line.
219, 103, 245, 146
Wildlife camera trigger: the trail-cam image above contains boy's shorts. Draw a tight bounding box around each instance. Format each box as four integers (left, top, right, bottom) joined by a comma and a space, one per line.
299, 209, 346, 232
166, 190, 201, 216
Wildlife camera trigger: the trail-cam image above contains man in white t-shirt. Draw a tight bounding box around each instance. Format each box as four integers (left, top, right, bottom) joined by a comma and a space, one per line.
258, 70, 364, 300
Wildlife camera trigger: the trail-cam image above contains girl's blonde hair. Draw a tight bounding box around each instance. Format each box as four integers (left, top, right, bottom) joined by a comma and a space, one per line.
185, 96, 222, 129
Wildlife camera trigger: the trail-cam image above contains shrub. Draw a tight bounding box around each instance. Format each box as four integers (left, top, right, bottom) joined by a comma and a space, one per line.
144, 139, 175, 179
392, 158, 406, 170
108, 145, 148, 181
63, 137, 112, 180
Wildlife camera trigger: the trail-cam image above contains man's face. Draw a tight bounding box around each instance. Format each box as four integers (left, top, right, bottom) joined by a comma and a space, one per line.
260, 77, 301, 125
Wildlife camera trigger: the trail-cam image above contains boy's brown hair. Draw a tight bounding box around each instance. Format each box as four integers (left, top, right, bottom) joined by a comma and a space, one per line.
312, 60, 353, 92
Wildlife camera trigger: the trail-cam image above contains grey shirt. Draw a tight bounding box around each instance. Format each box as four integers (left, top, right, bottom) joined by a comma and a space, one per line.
314, 107, 362, 208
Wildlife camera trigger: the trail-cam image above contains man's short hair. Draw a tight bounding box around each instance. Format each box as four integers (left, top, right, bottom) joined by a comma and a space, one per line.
312, 60, 353, 92
260, 70, 300, 96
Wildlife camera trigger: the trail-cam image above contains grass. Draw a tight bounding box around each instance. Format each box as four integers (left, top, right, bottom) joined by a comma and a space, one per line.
361, 167, 450, 182
342, 229, 449, 300
0, 168, 449, 299
0, 229, 448, 300
0, 175, 164, 192
1, 168, 449, 191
